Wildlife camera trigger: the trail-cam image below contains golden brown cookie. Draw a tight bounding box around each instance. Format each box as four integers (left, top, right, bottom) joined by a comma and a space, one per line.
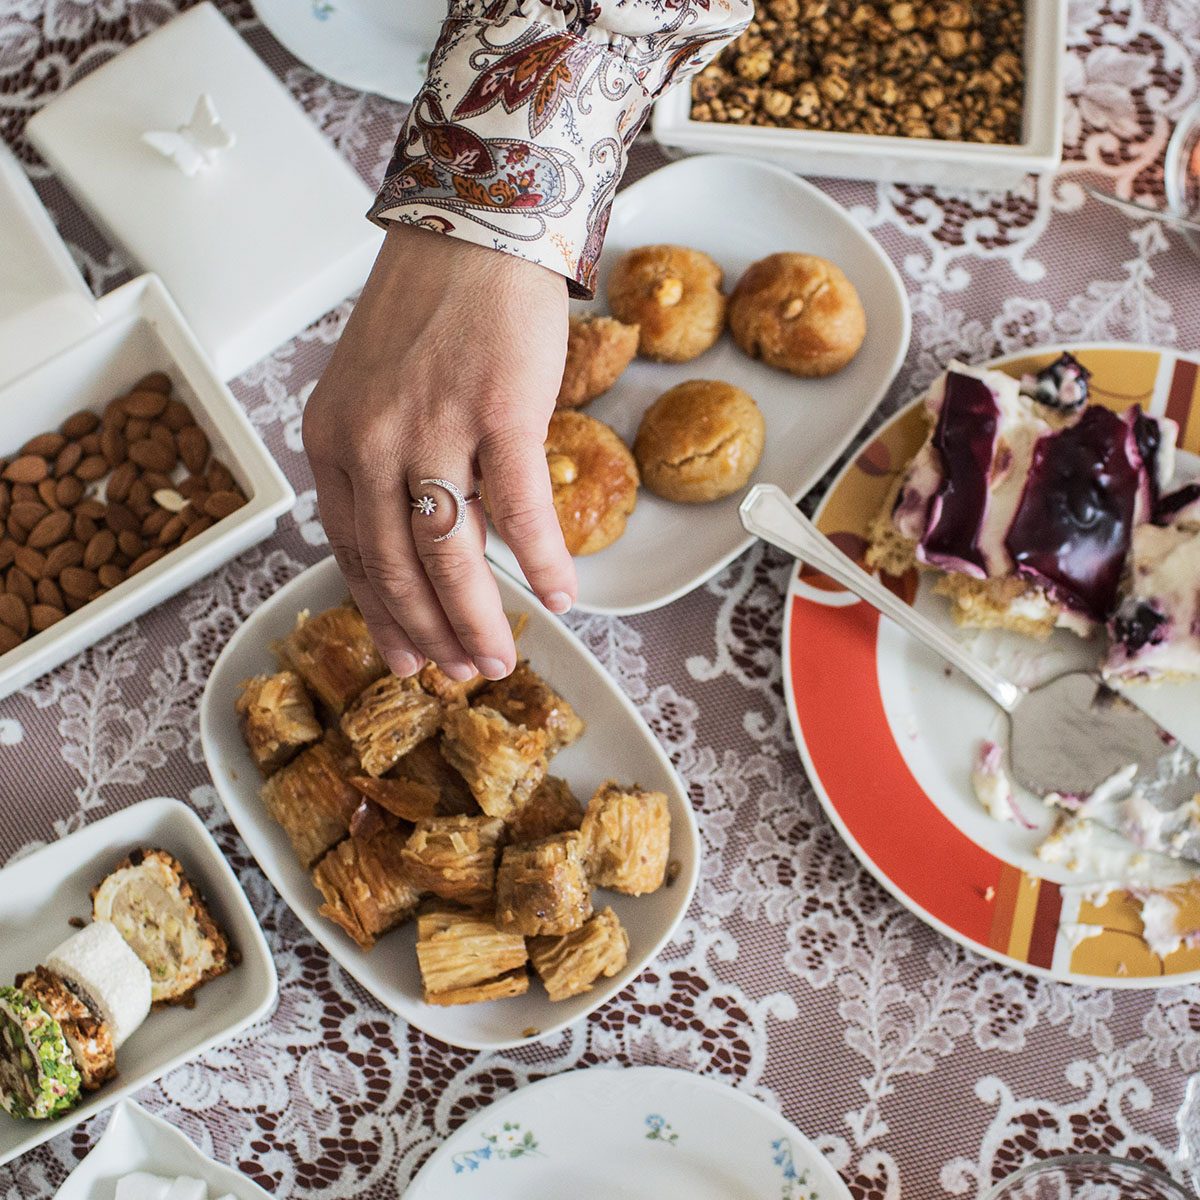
633, 380, 765, 504
728, 253, 866, 377
606, 244, 726, 363
556, 315, 639, 409
545, 411, 639, 555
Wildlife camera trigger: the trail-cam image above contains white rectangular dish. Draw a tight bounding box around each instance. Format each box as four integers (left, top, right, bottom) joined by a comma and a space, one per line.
485, 154, 911, 614
199, 555, 699, 1051
55, 1100, 272, 1200
651, 0, 1064, 191
0, 798, 277, 1169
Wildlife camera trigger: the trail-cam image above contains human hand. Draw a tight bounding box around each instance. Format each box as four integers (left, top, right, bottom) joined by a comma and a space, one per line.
302, 224, 577, 683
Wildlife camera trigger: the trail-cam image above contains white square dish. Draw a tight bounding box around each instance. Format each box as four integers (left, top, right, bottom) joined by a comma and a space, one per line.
484, 153, 911, 614
0, 798, 278, 1169
199, 555, 699, 1051
55, 1100, 272, 1200
651, 0, 1064, 191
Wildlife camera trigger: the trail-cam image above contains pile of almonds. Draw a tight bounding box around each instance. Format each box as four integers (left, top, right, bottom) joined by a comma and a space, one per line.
691, 0, 1024, 144
0, 372, 248, 655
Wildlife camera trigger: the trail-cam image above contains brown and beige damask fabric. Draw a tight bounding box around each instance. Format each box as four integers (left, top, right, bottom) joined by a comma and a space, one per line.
2, 1, 1200, 1198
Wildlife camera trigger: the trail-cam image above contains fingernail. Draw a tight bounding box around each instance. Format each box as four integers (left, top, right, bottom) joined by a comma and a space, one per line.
392, 652, 421, 678
475, 656, 509, 681
442, 661, 477, 682
545, 591, 573, 615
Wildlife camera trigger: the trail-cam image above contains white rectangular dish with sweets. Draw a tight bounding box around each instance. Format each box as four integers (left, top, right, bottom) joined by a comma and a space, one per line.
0, 798, 277, 1168
0, 143, 294, 701
199, 555, 699, 1051
485, 154, 910, 615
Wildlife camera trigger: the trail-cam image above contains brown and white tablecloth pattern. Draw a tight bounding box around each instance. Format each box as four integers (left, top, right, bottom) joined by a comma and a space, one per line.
2, 2, 1199, 1196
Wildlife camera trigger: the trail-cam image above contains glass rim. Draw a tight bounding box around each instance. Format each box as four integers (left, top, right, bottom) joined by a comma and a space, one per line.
982, 1153, 1194, 1200
1165, 97, 1200, 217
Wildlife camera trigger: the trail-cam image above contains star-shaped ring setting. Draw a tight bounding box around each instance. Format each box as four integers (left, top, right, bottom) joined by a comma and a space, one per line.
412, 495, 437, 517
410, 479, 482, 542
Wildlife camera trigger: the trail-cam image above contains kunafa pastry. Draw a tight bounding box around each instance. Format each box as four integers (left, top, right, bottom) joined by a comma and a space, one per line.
234, 671, 322, 775
415, 906, 529, 1006
400, 815, 506, 907
340, 674, 442, 777
439, 705, 548, 821
505, 776, 583, 844
495, 831, 592, 937
477, 661, 584, 755
273, 603, 386, 716
580, 783, 671, 895
529, 907, 629, 1002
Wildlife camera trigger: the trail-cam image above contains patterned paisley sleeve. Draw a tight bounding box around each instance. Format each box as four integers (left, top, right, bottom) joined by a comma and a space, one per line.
368, 1, 752, 298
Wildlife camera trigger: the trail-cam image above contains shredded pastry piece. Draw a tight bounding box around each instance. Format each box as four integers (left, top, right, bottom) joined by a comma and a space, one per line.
392, 737, 479, 816
440, 705, 549, 820
235, 670, 322, 774
580, 782, 672, 895
349, 775, 440, 823
495, 832, 592, 937
400, 815, 506, 907
417, 661, 486, 708
477, 662, 585, 755
529, 907, 630, 1002
506, 775, 583, 843
415, 905, 529, 1005
341, 674, 442, 776
261, 730, 362, 868
312, 828, 422, 950
273, 603, 387, 716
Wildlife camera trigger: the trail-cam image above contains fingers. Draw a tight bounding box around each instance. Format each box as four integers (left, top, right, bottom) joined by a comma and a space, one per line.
353, 477, 483, 682
310, 462, 426, 678
408, 473, 517, 680
476, 428, 576, 615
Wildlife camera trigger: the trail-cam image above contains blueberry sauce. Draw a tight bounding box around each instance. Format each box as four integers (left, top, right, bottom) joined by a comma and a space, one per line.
1005, 406, 1145, 620
1111, 601, 1167, 653
920, 372, 998, 575
1019, 351, 1092, 412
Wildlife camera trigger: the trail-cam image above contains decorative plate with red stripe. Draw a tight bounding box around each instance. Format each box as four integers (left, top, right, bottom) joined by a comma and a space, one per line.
784, 344, 1200, 986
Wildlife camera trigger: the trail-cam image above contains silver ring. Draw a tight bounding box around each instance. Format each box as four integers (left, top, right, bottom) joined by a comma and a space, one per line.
410, 478, 481, 543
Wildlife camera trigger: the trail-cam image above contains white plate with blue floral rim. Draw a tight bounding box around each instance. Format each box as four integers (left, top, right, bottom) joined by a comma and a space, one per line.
55, 1099, 272, 1199
403, 1066, 852, 1199
252, 0, 443, 103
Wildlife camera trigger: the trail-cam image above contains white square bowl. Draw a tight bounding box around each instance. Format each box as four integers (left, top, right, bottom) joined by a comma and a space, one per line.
0, 272, 295, 701
0, 798, 278, 1169
652, 0, 1064, 191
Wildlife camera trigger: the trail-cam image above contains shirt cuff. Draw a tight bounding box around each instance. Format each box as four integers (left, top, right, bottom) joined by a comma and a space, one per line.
368, 14, 652, 299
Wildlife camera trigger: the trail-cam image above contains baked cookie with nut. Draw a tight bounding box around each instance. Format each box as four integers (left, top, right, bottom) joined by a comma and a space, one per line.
634, 380, 765, 505
544, 411, 639, 555
728, 252, 865, 378
606, 245, 726, 363
556, 315, 640, 409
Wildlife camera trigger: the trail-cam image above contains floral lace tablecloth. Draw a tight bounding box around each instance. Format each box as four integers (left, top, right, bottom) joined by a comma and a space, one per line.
2, 2, 1199, 1197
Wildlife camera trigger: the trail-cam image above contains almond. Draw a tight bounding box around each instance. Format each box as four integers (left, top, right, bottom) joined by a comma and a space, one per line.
14, 546, 46, 579
0, 625, 21, 654
54, 442, 82, 478
106, 461, 138, 505
44, 540, 84, 577
22, 433, 66, 458
36, 578, 64, 610
0, 482, 9, 517
139, 470, 173, 493
30, 603, 64, 632
128, 546, 166, 575
0, 593, 29, 637
125, 417, 150, 442
60, 566, 99, 600
104, 503, 139, 535
102, 396, 127, 430
9, 501, 48, 534
205, 490, 244, 520
127, 478, 152, 512
61, 410, 100, 439
161, 400, 192, 432
149, 423, 175, 451
180, 515, 213, 544
122, 389, 167, 419
0, 540, 14, 570
98, 563, 125, 589
100, 426, 127, 468
37, 479, 61, 510
206, 460, 234, 492
129, 439, 176, 473
178, 426, 210, 475
79, 433, 102, 456
76, 499, 106, 520
135, 371, 172, 395
4, 455, 48, 484
84, 529, 117, 570
55, 475, 84, 508
178, 475, 207, 499
6, 567, 34, 605
27, 510, 71, 550
153, 488, 186, 513
73, 514, 99, 543
157, 514, 188, 545
76, 454, 108, 482
117, 530, 143, 558
143, 509, 172, 538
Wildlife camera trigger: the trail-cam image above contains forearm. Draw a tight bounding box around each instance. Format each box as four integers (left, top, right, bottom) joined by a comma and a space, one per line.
369, 1, 753, 297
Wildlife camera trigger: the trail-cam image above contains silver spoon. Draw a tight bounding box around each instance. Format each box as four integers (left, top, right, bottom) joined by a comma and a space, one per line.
739, 483, 1199, 860
1085, 184, 1200, 236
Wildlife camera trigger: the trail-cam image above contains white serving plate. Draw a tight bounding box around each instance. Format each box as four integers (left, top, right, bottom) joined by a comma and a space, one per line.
485, 154, 910, 615
652, 0, 1064, 191
404, 1065, 854, 1200
252, 0, 443, 104
55, 1100, 272, 1200
0, 798, 278, 1168
199, 555, 700, 1051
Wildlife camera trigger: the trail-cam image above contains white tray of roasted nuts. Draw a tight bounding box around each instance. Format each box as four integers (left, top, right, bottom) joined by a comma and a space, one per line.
0, 144, 293, 699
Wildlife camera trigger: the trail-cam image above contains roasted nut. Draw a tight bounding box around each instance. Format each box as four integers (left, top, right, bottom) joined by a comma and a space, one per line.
547, 454, 578, 487
652, 277, 684, 307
